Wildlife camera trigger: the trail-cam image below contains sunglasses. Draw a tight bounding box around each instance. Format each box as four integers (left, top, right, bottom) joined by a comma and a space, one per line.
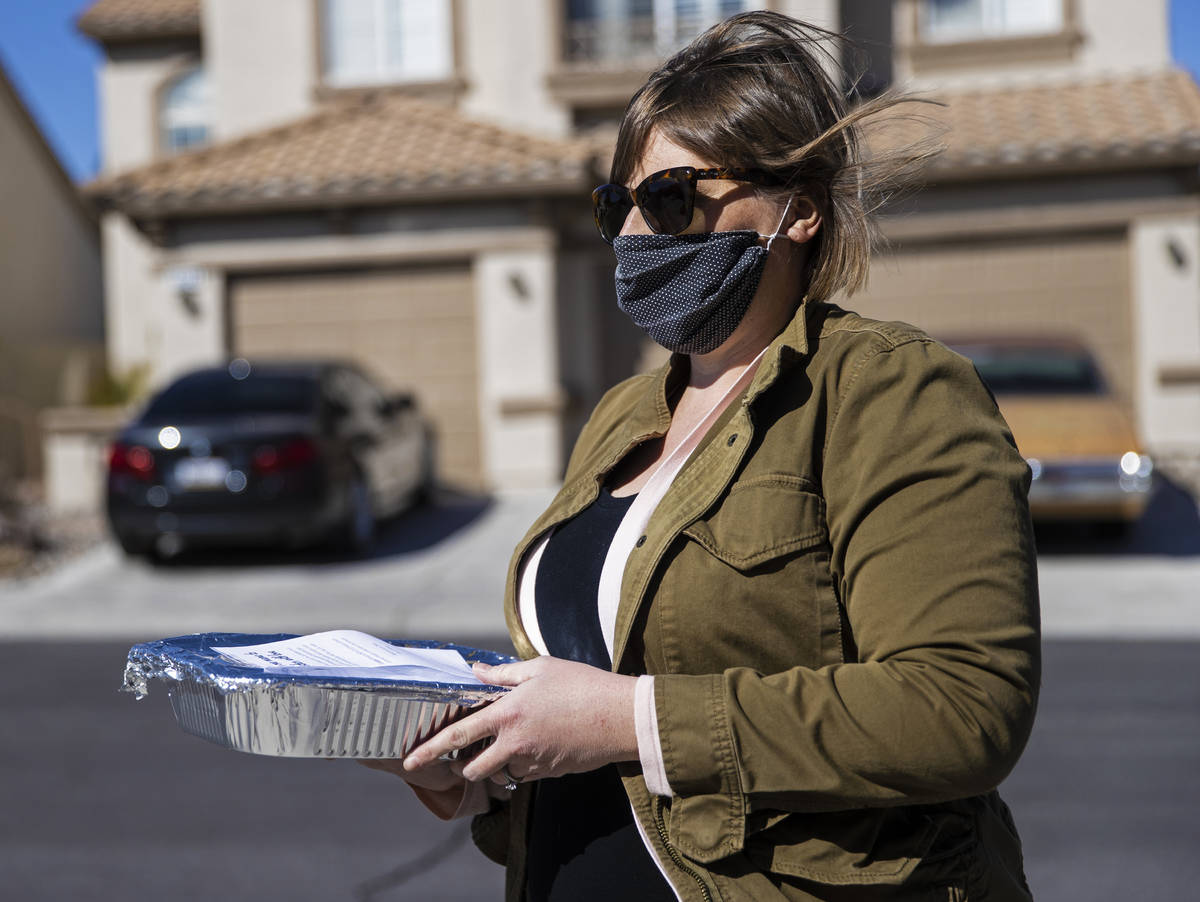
591, 166, 781, 245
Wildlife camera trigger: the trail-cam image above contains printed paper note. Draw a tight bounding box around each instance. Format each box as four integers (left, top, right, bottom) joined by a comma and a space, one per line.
213, 630, 481, 684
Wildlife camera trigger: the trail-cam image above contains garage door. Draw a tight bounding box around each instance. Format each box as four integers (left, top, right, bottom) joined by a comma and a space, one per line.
851, 230, 1134, 413
229, 264, 483, 489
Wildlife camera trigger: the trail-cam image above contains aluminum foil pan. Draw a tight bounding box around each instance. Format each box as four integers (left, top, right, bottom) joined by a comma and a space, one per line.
123, 633, 514, 759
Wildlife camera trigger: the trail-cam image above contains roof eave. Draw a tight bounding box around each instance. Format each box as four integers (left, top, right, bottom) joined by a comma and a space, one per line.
77, 27, 201, 44
75, 13, 200, 44
90, 175, 594, 221
924, 144, 1200, 184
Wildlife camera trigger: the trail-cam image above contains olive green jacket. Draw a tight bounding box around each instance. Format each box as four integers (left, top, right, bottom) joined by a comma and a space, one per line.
474, 301, 1040, 901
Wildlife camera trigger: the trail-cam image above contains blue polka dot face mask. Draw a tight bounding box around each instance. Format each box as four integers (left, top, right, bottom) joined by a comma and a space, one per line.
611, 200, 792, 355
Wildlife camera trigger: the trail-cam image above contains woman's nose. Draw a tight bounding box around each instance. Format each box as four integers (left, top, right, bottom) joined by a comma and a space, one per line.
619, 204, 653, 238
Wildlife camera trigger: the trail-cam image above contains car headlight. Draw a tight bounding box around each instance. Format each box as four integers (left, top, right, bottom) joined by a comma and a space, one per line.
158, 425, 181, 450
1119, 452, 1153, 478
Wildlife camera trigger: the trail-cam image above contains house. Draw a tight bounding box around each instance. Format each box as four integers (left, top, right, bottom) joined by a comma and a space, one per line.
0, 58, 104, 486
81, 0, 1200, 493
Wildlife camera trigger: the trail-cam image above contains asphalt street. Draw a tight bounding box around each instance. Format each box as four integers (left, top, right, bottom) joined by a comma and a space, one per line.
2, 638, 1197, 902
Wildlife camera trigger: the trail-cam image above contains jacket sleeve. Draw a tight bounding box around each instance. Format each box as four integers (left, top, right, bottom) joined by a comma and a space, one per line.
654, 338, 1041, 812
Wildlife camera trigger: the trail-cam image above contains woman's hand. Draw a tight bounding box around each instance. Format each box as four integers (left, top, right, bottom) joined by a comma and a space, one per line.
358, 754, 461, 791
357, 755, 467, 820
403, 657, 640, 786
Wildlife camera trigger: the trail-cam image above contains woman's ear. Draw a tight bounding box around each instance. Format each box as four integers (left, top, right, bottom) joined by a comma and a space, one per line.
785, 197, 822, 245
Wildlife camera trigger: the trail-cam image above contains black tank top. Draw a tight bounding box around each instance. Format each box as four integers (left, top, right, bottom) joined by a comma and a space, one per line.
526, 485, 675, 901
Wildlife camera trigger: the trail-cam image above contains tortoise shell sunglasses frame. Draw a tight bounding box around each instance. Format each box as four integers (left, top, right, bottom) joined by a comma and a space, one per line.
591, 166, 782, 245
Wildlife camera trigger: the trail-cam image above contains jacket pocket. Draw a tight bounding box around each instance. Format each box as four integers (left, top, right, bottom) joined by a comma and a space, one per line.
741, 807, 972, 887
682, 475, 826, 571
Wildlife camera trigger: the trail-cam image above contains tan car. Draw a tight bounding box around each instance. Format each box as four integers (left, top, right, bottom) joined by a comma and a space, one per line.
948, 337, 1153, 525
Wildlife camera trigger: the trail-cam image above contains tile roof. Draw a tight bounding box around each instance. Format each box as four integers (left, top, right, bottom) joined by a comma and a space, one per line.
90, 69, 1200, 219
77, 0, 201, 43
88, 93, 600, 216
882, 68, 1200, 178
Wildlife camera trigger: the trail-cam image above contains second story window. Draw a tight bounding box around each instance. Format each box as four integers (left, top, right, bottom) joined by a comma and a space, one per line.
923, 0, 1063, 43
565, 0, 763, 66
322, 0, 453, 87
160, 67, 210, 154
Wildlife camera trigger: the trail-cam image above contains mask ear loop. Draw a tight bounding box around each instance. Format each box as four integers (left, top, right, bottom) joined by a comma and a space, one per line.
764, 197, 794, 253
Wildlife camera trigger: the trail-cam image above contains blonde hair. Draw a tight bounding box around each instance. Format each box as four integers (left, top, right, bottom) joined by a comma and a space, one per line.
611, 11, 939, 301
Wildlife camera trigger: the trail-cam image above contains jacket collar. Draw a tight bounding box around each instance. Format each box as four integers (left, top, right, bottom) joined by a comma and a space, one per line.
625, 297, 813, 435
745, 294, 812, 404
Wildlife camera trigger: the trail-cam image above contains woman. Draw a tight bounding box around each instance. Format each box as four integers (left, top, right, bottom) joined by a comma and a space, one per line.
366, 11, 1040, 901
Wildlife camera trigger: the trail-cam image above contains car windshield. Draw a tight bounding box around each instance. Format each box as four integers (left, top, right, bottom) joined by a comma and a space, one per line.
141, 372, 318, 421
956, 346, 1105, 395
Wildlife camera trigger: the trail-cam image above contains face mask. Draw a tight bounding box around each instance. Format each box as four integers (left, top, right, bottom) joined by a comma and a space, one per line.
612, 200, 792, 355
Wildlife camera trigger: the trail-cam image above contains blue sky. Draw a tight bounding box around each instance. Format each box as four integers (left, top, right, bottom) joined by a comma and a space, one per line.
0, 0, 1197, 184
0, 1, 102, 181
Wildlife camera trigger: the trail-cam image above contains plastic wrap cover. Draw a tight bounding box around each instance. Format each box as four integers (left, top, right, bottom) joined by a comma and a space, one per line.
122, 633, 516, 758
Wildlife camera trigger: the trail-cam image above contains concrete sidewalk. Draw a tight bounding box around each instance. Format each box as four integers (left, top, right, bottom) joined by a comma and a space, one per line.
2, 488, 1199, 641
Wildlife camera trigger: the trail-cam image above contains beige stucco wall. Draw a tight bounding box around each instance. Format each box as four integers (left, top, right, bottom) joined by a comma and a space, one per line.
474, 246, 564, 490
39, 406, 128, 514
102, 212, 225, 388
102, 213, 160, 376
1131, 212, 1200, 452
1079, 0, 1170, 73
157, 264, 227, 382
0, 91, 101, 345
204, 0, 319, 141
98, 46, 198, 173
895, 0, 1171, 89
98, 3, 317, 167
0, 72, 103, 480
459, 0, 571, 137
94, 36, 213, 406
776, 0, 840, 31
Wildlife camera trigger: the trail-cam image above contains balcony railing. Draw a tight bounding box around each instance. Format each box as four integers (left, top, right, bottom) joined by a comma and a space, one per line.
563, 14, 717, 66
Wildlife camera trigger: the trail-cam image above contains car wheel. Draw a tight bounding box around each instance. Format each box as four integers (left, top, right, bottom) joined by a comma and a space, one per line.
338, 473, 376, 555
1095, 519, 1131, 541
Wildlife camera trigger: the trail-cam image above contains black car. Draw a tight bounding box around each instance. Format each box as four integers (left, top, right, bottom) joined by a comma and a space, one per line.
106, 359, 434, 558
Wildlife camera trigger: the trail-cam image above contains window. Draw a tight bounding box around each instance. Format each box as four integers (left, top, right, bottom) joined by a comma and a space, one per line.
160, 67, 210, 154
564, 0, 764, 65
952, 344, 1106, 396
922, 0, 1062, 43
142, 373, 318, 421
322, 0, 453, 87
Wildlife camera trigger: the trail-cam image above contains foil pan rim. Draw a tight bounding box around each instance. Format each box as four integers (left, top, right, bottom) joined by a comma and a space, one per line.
122, 632, 516, 701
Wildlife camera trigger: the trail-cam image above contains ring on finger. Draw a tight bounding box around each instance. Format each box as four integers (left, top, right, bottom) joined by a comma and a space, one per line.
500, 767, 519, 792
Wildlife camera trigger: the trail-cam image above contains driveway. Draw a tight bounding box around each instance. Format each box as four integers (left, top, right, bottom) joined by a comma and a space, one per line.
2, 481, 1200, 642
0, 489, 554, 642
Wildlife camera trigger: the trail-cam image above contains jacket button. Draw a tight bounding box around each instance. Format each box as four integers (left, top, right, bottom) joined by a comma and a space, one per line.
636, 535, 647, 547
726, 433, 738, 446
